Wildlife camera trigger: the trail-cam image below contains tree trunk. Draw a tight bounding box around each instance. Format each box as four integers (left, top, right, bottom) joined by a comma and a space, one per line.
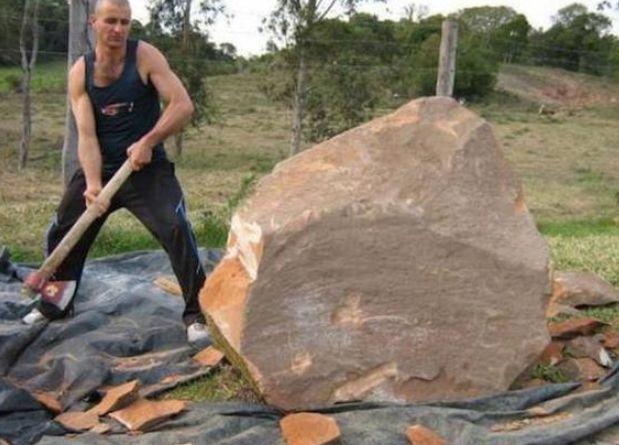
173, 132, 184, 158
168, 0, 193, 159
18, 0, 40, 171
62, 0, 95, 186
182, 0, 192, 51
289, 50, 307, 157
19, 72, 32, 171
289, 0, 318, 157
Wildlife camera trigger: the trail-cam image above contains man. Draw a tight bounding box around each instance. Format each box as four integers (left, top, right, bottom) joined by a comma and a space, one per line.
23, 0, 209, 344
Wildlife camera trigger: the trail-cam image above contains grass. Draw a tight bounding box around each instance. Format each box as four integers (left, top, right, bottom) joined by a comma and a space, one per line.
537, 219, 619, 287
0, 59, 67, 94
0, 62, 617, 401
580, 305, 619, 324
160, 364, 260, 403
532, 364, 569, 384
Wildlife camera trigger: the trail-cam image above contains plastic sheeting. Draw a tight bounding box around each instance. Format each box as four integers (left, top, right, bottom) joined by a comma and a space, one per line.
0, 249, 221, 445
2, 250, 619, 445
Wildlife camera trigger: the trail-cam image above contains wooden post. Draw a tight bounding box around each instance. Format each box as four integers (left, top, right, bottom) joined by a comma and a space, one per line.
436, 20, 458, 97
62, 0, 95, 186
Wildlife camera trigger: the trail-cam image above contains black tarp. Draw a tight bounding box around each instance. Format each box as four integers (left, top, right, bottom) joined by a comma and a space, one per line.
1, 250, 619, 445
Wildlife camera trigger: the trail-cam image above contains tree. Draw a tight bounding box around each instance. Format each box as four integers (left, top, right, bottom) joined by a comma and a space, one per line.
455, 7, 530, 64
62, 0, 95, 186
18, 0, 40, 171
491, 14, 530, 63
402, 3, 428, 22
0, 0, 69, 66
456, 6, 519, 34
402, 15, 499, 100
147, 0, 223, 157
264, 0, 383, 156
529, 3, 613, 75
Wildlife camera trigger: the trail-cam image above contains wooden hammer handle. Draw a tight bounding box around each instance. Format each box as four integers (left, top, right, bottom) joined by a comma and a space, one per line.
37, 160, 133, 281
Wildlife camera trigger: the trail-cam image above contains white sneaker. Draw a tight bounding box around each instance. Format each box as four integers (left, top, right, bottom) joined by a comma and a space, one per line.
22, 308, 47, 325
186, 322, 211, 344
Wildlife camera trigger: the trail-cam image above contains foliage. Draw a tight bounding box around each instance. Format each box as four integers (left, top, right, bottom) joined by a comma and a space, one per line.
527, 3, 615, 75
263, 0, 384, 150
301, 15, 392, 140
0, 0, 68, 65
532, 364, 569, 383
455, 7, 531, 64
257, 8, 506, 139
399, 15, 500, 100
146, 0, 229, 127
195, 174, 257, 248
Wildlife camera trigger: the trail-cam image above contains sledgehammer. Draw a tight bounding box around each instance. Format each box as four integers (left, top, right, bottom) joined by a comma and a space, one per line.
22, 159, 133, 298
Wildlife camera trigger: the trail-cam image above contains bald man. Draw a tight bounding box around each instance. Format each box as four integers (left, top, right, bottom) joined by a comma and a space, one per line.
23, 0, 209, 344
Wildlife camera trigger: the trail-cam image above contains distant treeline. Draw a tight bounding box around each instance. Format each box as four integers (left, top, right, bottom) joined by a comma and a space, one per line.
0, 0, 236, 74
3, 2, 616, 77
4, 1, 618, 144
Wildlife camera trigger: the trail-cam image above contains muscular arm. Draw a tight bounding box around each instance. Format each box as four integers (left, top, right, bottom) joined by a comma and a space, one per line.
69, 59, 106, 210
127, 41, 194, 170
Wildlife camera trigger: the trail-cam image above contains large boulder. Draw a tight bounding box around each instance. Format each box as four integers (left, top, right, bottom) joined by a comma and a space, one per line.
200, 97, 551, 410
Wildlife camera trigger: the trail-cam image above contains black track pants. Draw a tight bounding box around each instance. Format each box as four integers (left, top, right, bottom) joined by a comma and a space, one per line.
40, 159, 206, 326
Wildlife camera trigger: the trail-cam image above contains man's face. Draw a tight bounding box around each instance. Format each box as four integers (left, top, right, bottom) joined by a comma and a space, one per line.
92, 1, 132, 49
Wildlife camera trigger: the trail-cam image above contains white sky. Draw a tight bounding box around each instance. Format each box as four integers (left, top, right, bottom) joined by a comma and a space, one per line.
130, 0, 619, 57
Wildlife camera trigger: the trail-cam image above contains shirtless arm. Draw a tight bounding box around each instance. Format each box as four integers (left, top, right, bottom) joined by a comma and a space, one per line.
68, 59, 108, 213
126, 42, 194, 170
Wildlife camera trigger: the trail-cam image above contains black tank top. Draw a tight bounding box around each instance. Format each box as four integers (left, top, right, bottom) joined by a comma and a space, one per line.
84, 39, 166, 172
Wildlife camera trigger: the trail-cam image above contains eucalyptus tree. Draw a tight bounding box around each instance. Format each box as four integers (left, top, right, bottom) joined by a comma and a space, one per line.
18, 0, 40, 170
264, 0, 383, 156
148, 0, 224, 156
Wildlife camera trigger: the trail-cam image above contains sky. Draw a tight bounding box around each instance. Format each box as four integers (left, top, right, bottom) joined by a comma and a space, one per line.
130, 0, 619, 57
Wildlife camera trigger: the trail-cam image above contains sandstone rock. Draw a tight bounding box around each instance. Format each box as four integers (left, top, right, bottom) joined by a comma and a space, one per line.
548, 317, 604, 339
551, 271, 619, 308
109, 398, 186, 432
545, 302, 583, 319
557, 358, 606, 382
280, 413, 341, 445
32, 391, 62, 414
539, 342, 565, 366
566, 337, 613, 367
521, 378, 547, 389
90, 423, 111, 434
200, 97, 551, 409
89, 380, 140, 416
406, 425, 447, 445
193, 346, 225, 367
602, 331, 619, 349
54, 411, 99, 432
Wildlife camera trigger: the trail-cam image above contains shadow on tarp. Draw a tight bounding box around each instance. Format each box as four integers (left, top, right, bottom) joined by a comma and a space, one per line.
2, 250, 619, 445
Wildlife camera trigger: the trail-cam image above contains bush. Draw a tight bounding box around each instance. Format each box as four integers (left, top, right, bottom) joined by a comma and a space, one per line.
406, 32, 499, 100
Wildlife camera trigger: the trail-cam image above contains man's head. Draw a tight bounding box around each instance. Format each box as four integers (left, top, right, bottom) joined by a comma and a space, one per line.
92, 0, 132, 49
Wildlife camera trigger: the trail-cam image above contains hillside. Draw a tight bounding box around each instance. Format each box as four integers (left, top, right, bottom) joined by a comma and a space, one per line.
497, 64, 619, 109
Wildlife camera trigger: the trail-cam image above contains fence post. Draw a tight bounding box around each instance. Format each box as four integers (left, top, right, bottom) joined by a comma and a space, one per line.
62, 0, 95, 186
436, 20, 458, 97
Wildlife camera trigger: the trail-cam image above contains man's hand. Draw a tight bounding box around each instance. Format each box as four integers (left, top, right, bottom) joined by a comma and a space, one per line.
127, 140, 153, 171
83, 185, 109, 215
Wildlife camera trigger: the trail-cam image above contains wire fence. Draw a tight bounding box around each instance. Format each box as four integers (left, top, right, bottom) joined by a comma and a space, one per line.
1, 45, 618, 75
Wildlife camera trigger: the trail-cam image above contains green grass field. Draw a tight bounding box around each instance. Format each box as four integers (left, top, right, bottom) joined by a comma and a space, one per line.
0, 63, 617, 400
